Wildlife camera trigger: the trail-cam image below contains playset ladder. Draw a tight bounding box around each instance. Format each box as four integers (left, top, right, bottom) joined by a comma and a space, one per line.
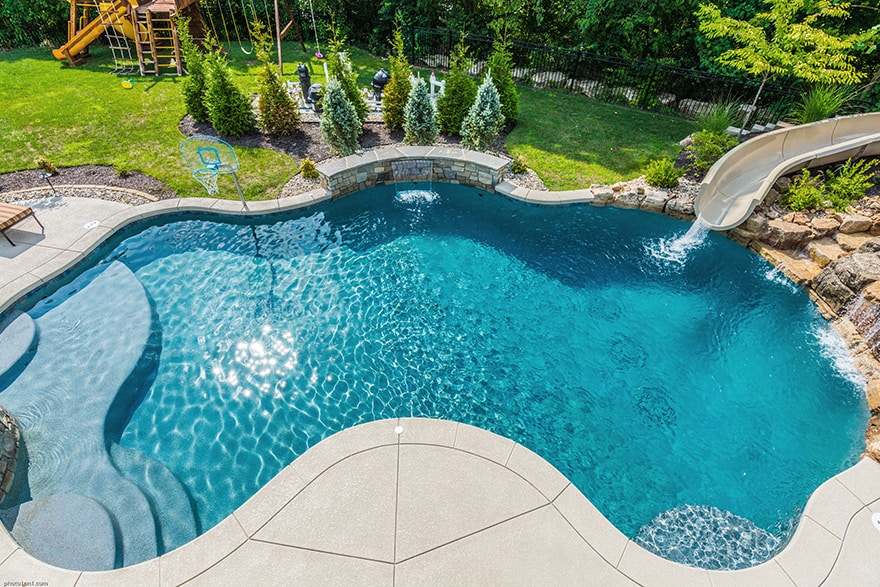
134, 7, 182, 76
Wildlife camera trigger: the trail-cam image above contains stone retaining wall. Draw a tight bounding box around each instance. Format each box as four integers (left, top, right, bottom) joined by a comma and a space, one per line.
0, 407, 19, 503
317, 147, 508, 199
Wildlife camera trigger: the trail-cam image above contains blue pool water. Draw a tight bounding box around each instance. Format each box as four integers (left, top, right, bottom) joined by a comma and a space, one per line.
0, 183, 869, 570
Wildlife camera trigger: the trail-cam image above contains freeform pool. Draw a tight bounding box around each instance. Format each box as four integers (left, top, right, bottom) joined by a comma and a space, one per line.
0, 182, 868, 570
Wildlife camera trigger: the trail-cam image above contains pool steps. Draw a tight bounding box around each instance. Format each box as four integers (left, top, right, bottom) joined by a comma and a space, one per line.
0, 312, 36, 387
0, 262, 169, 568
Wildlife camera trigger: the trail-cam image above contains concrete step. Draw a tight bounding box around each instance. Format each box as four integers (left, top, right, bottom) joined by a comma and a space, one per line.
111, 444, 198, 554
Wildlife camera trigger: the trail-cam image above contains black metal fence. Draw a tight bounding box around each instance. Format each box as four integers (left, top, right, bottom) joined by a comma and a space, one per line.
409, 27, 805, 127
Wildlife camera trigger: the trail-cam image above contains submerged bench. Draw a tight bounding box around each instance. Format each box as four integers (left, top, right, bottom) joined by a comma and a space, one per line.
0, 202, 44, 246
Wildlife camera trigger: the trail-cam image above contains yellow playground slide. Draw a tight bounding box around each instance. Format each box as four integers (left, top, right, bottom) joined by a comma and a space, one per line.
52, 0, 140, 62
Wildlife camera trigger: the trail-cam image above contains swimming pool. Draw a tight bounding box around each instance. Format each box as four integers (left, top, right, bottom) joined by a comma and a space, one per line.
0, 182, 868, 571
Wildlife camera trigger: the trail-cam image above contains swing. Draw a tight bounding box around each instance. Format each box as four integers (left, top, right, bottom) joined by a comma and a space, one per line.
224, 0, 253, 54
306, 0, 322, 58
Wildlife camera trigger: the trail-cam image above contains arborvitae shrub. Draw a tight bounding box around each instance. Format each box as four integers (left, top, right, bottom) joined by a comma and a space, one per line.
403, 77, 438, 145
382, 24, 411, 130
320, 78, 362, 156
204, 44, 256, 137
436, 37, 477, 136
487, 37, 519, 125
175, 15, 209, 122
461, 74, 505, 151
326, 31, 368, 125
253, 21, 300, 135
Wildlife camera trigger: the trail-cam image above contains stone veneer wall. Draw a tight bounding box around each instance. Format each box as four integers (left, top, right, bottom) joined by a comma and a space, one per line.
0, 407, 19, 503
317, 146, 508, 199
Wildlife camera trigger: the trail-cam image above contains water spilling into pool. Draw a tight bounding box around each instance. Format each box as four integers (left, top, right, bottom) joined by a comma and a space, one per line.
0, 183, 868, 570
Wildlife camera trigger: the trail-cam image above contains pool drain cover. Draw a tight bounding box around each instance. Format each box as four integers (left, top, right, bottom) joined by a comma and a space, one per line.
872, 512, 880, 533
84, 220, 100, 230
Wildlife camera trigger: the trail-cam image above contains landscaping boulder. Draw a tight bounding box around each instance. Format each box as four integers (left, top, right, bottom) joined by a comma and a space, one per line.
812, 269, 857, 312
835, 213, 873, 234
613, 190, 644, 209
758, 218, 813, 249
810, 217, 840, 237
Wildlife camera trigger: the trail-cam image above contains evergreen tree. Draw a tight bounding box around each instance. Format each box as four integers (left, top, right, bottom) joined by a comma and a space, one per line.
174, 15, 209, 122
253, 21, 300, 135
204, 39, 256, 137
382, 23, 412, 130
326, 27, 369, 125
461, 74, 505, 151
436, 37, 478, 136
321, 78, 362, 156
486, 36, 519, 125
404, 76, 438, 145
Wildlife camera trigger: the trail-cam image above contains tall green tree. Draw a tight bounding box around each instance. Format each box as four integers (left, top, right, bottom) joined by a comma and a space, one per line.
252, 21, 301, 135
487, 35, 519, 125
321, 78, 362, 156
383, 22, 412, 130
326, 26, 369, 125
698, 0, 866, 126
461, 74, 505, 151
204, 37, 256, 137
436, 37, 478, 135
404, 76, 438, 145
174, 15, 210, 123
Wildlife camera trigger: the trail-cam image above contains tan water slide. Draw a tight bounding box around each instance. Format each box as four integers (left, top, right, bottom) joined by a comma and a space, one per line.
694, 112, 880, 231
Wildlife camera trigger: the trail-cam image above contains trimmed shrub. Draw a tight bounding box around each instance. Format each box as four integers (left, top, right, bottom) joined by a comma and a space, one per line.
175, 15, 209, 122
253, 21, 300, 135
686, 130, 738, 173
320, 78, 362, 156
326, 30, 368, 125
404, 77, 438, 145
34, 155, 56, 175
436, 37, 477, 136
487, 37, 519, 125
825, 158, 876, 210
644, 158, 683, 188
780, 169, 824, 211
382, 23, 411, 131
510, 155, 527, 174
204, 43, 256, 137
300, 157, 319, 179
461, 74, 505, 151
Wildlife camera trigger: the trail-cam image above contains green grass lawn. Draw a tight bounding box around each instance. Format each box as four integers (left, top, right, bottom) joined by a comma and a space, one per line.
1, 43, 694, 198
508, 87, 696, 190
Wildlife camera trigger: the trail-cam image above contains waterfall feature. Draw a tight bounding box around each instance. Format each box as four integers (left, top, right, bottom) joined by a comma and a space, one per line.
847, 294, 880, 358
391, 159, 435, 202
647, 216, 711, 266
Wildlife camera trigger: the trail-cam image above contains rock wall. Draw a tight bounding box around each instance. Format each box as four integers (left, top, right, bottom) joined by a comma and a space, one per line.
318, 147, 508, 199
0, 407, 19, 504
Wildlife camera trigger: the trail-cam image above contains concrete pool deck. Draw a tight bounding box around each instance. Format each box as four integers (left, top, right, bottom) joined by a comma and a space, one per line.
1, 196, 880, 585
